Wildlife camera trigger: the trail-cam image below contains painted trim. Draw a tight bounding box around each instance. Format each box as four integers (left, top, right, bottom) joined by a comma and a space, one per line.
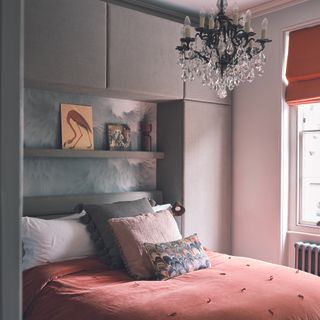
105, 0, 188, 23
251, 0, 310, 17
183, 98, 232, 107
105, 0, 310, 22
280, 28, 290, 266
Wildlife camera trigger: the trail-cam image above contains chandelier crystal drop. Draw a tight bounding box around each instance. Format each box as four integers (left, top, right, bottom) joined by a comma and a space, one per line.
176, 0, 272, 99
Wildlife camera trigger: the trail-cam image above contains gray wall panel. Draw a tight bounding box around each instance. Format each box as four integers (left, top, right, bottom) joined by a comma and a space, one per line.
157, 101, 184, 231
25, 0, 106, 88
0, 0, 23, 318
157, 101, 184, 204
157, 100, 232, 252
108, 4, 183, 99
24, 89, 157, 196
184, 101, 232, 253
185, 81, 232, 105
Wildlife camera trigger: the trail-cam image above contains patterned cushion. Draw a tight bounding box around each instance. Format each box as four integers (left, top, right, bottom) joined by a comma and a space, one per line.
144, 234, 211, 280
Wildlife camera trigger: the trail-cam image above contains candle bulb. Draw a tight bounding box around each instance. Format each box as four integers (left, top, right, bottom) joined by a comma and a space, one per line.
261, 17, 268, 39
199, 9, 206, 28
209, 8, 215, 30
232, 2, 239, 24
184, 16, 191, 38
239, 13, 245, 27
209, 16, 215, 29
249, 28, 254, 48
244, 9, 252, 32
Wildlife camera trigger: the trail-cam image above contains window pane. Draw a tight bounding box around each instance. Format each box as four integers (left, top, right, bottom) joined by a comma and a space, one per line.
301, 130, 320, 224
301, 178, 320, 223
302, 132, 320, 178
302, 104, 320, 130
299, 104, 320, 224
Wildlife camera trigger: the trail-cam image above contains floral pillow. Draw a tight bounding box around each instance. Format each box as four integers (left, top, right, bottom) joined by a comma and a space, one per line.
144, 234, 211, 280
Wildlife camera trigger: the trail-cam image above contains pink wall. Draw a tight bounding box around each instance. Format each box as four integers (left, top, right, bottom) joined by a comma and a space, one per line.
232, 0, 320, 265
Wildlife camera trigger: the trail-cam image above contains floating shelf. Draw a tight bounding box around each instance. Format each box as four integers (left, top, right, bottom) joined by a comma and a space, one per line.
24, 148, 164, 160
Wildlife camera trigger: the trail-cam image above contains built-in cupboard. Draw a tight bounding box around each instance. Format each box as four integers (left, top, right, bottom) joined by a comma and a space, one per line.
25, 0, 183, 100
24, 0, 232, 253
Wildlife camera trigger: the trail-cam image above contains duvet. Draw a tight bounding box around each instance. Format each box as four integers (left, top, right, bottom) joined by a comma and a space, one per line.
24, 251, 320, 320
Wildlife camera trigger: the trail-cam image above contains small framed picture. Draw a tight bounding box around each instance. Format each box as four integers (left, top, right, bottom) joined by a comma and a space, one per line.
61, 104, 94, 150
107, 124, 131, 151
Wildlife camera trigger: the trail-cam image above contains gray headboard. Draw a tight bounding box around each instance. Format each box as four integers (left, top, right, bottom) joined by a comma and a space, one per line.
23, 191, 163, 217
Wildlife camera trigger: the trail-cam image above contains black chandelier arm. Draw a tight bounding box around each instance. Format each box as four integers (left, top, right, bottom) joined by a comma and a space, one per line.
254, 38, 272, 55
194, 50, 210, 63
177, 37, 196, 51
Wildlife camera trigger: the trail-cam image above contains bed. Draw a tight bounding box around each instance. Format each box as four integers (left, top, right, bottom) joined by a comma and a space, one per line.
23, 192, 320, 320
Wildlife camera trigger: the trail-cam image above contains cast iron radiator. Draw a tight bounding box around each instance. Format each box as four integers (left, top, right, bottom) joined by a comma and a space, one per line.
295, 242, 320, 276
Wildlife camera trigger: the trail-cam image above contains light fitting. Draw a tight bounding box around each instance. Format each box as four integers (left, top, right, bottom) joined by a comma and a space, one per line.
176, 0, 272, 98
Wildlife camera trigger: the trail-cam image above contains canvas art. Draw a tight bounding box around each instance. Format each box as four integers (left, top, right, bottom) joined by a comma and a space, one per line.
61, 104, 94, 150
107, 124, 131, 151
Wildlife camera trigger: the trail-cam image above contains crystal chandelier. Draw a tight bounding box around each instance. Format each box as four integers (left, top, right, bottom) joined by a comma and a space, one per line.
176, 0, 272, 98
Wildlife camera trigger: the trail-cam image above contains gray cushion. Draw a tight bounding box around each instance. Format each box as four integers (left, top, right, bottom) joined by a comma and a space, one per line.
81, 198, 153, 269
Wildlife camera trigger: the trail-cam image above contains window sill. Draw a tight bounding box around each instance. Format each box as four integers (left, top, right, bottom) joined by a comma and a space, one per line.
288, 223, 320, 235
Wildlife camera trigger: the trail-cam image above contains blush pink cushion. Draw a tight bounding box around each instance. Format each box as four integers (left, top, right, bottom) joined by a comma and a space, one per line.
108, 210, 182, 279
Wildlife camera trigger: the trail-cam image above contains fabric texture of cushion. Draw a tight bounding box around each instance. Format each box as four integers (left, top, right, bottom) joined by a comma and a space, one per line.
108, 210, 182, 279
81, 198, 153, 269
22, 213, 96, 271
144, 234, 211, 280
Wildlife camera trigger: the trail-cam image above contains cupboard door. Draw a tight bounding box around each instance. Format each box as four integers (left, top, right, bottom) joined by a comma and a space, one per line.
108, 4, 183, 99
183, 100, 232, 252
25, 0, 106, 88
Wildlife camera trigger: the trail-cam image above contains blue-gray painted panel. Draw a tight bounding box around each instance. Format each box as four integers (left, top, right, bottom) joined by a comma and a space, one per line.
24, 89, 157, 196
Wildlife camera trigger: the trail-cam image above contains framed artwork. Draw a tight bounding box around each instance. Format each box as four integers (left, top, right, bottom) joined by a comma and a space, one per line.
61, 104, 94, 150
107, 124, 131, 151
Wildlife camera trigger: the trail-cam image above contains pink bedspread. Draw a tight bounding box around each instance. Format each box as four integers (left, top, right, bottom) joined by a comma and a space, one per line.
24, 251, 320, 320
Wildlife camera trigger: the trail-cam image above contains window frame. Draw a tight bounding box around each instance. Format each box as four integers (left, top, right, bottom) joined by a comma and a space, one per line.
288, 106, 320, 232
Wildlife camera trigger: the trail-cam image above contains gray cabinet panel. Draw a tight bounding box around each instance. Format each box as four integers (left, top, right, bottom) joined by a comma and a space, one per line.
108, 4, 183, 99
157, 101, 184, 232
157, 101, 184, 204
25, 0, 106, 88
157, 100, 231, 253
0, 0, 23, 317
184, 101, 232, 253
185, 81, 232, 105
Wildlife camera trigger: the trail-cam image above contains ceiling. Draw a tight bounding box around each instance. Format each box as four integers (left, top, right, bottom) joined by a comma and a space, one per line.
138, 0, 309, 17
146, 0, 270, 12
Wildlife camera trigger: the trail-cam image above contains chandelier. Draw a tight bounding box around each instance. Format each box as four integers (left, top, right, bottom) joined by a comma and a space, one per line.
176, 0, 272, 98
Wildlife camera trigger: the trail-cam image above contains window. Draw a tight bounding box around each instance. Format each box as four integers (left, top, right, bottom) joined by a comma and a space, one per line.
293, 104, 320, 227
285, 23, 320, 231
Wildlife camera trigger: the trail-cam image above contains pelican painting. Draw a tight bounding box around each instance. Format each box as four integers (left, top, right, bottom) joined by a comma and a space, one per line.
61, 104, 94, 150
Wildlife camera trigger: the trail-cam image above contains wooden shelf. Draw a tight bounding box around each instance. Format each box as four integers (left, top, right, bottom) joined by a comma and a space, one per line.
24, 148, 164, 160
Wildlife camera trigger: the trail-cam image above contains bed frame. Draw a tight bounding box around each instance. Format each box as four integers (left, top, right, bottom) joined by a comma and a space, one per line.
23, 191, 163, 218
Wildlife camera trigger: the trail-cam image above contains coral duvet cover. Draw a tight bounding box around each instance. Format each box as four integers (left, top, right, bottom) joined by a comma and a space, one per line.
24, 251, 320, 320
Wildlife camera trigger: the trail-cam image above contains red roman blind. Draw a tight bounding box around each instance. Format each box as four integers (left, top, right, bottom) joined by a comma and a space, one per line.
286, 24, 320, 105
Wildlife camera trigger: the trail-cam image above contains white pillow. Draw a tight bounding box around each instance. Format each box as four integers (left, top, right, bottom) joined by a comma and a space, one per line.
152, 203, 172, 212
22, 213, 95, 271
56, 211, 87, 220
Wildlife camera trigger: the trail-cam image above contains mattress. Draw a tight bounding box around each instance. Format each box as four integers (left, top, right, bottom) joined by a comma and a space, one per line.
23, 251, 320, 320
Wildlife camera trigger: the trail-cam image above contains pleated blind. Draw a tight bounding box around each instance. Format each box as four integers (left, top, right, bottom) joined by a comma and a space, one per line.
286, 24, 320, 105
